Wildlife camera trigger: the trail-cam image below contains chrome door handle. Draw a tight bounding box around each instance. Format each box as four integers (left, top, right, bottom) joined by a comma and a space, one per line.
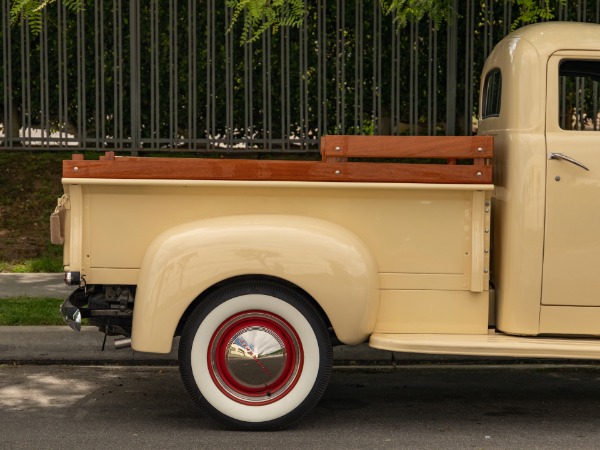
548, 153, 590, 171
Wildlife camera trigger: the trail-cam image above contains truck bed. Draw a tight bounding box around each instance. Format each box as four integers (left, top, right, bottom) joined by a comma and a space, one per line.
58, 135, 494, 338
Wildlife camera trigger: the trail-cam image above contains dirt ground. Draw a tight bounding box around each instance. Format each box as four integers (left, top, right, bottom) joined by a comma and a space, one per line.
0, 151, 66, 264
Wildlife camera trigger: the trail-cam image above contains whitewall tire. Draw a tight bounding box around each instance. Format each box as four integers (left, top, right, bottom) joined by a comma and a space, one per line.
178, 279, 333, 430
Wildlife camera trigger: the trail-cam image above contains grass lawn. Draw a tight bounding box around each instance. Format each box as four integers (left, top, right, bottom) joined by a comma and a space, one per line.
0, 252, 63, 273
0, 297, 65, 325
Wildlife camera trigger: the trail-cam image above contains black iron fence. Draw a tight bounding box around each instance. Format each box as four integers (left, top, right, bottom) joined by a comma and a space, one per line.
1, 0, 599, 153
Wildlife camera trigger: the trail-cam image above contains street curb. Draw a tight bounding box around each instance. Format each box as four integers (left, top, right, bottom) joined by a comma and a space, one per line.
0, 326, 524, 367
0, 326, 398, 364
0, 326, 489, 365
0, 326, 179, 363
2, 326, 598, 366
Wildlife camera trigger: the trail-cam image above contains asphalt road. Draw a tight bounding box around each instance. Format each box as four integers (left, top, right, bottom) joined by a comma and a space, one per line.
1, 364, 600, 448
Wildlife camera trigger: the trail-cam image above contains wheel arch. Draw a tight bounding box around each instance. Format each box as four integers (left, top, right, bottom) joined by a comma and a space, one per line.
175, 274, 333, 340
131, 214, 379, 353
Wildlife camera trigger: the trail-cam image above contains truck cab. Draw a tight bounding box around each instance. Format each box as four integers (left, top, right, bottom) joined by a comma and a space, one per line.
479, 22, 600, 337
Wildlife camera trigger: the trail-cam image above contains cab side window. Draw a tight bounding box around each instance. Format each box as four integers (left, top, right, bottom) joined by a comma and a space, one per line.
559, 60, 600, 131
482, 69, 502, 118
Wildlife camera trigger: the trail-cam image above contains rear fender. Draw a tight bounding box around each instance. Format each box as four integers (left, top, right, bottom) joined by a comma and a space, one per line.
131, 215, 379, 353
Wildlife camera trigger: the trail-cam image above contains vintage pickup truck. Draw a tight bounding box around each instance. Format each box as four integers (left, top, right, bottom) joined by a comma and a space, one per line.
52, 22, 600, 430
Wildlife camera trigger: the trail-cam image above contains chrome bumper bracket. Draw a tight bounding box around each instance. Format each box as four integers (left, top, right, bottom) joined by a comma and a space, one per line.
60, 287, 89, 332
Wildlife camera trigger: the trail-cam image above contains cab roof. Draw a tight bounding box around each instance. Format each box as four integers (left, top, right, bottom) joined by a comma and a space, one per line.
498, 22, 600, 58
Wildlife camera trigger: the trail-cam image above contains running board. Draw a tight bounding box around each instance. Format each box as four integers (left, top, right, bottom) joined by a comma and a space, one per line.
369, 332, 600, 360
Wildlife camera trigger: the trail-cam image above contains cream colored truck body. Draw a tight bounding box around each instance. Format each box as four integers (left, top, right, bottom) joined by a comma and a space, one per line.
57, 22, 600, 360
62, 180, 491, 352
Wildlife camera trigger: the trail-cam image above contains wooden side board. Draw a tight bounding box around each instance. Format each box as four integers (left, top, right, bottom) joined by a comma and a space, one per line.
321, 135, 493, 160
63, 136, 493, 184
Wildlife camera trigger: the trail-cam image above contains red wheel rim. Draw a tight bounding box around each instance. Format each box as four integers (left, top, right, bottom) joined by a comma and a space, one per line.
207, 310, 303, 405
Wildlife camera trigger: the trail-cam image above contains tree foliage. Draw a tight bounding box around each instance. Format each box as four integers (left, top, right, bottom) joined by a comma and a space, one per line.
226, 0, 306, 43
381, 0, 453, 28
511, 0, 566, 29
10, 0, 83, 35
224, 0, 566, 43
10, 0, 571, 42
225, 0, 455, 42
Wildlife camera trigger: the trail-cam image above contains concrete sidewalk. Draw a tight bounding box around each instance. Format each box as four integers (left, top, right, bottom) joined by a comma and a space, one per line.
0, 273, 73, 298
0, 326, 410, 364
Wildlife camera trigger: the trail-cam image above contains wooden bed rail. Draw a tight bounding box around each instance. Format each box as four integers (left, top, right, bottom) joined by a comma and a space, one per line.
63, 135, 493, 184
321, 135, 493, 162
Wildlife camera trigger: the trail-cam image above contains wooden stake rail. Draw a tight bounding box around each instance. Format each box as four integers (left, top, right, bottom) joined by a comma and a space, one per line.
64, 135, 493, 184
321, 135, 493, 160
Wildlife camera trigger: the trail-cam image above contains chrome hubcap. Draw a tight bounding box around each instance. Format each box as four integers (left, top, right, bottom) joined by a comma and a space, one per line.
209, 311, 303, 405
